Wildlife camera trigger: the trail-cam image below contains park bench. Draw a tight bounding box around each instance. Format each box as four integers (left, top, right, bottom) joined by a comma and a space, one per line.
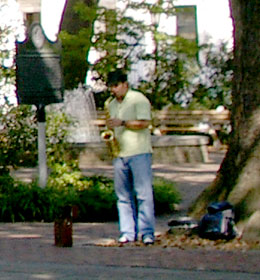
81, 109, 230, 164
152, 109, 230, 146
95, 109, 230, 146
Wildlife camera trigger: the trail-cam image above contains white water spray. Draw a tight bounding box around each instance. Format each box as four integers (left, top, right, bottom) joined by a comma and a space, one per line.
63, 85, 101, 143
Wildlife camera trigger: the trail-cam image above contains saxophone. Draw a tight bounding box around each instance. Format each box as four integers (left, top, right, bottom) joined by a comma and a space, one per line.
100, 97, 120, 158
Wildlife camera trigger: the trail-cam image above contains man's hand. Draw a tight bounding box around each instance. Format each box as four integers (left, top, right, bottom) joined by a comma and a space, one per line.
107, 118, 122, 129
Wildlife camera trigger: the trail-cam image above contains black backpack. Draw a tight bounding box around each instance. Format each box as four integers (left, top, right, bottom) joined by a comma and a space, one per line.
198, 201, 237, 240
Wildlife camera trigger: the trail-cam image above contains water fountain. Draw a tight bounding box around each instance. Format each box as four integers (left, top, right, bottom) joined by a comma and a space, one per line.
53, 85, 114, 167
63, 84, 100, 144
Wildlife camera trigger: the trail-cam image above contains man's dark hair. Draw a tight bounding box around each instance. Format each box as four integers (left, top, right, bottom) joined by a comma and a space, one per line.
107, 69, 127, 86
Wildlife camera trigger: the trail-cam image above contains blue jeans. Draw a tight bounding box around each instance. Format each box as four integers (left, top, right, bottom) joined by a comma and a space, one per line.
113, 153, 155, 241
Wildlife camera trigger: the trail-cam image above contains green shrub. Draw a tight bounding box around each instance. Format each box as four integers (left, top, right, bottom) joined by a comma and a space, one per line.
0, 175, 53, 222
75, 176, 118, 222
153, 177, 181, 215
0, 105, 38, 170
47, 164, 118, 221
0, 171, 181, 222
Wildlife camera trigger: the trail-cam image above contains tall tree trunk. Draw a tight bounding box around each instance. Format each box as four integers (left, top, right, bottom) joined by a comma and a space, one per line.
189, 0, 260, 241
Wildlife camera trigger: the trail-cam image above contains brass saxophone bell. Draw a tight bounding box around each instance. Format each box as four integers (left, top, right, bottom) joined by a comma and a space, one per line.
101, 130, 114, 141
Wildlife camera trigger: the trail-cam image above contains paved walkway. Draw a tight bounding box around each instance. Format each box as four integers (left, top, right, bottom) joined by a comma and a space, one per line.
6, 150, 260, 279
1, 221, 260, 279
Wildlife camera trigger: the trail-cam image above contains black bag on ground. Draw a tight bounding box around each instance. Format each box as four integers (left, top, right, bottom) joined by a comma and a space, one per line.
198, 201, 237, 240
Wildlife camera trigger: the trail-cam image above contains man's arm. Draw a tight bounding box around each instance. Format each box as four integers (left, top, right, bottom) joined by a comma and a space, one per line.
123, 120, 150, 130
107, 118, 150, 130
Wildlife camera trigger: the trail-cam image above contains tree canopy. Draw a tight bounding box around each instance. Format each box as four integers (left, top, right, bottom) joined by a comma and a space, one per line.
60, 0, 233, 110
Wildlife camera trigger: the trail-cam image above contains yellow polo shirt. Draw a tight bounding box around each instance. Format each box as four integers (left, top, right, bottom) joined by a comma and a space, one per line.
108, 89, 152, 157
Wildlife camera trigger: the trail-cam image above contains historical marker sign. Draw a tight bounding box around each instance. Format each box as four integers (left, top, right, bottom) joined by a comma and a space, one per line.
16, 22, 64, 105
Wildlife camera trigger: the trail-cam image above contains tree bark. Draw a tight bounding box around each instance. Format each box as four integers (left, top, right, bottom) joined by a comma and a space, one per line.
189, 0, 260, 241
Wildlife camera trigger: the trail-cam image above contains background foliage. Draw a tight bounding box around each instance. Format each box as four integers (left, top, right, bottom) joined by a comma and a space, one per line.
60, 0, 98, 89
0, 104, 181, 222
0, 105, 75, 172
0, 105, 37, 172
0, 172, 180, 222
60, 0, 233, 110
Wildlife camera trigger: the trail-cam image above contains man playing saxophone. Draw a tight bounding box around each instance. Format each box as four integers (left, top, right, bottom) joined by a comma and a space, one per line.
105, 69, 155, 245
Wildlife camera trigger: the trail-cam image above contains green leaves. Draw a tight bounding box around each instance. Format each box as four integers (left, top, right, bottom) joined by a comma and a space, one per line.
0, 105, 38, 169
153, 177, 181, 215
0, 175, 53, 222
0, 105, 76, 171
0, 171, 181, 222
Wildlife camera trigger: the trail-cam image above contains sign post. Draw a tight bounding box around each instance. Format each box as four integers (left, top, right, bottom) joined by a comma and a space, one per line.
37, 104, 48, 188
16, 22, 64, 188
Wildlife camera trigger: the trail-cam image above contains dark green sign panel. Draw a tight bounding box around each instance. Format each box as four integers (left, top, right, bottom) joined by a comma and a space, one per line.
16, 23, 64, 105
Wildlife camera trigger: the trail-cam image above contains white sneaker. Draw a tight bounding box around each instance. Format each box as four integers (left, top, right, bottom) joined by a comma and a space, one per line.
142, 236, 154, 245
118, 236, 131, 244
